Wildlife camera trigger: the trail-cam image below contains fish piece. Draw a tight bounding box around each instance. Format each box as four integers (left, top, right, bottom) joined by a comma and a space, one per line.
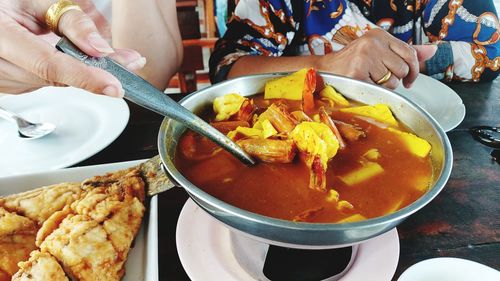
12, 251, 68, 281
290, 110, 313, 123
235, 98, 256, 122
211, 120, 250, 134
237, 139, 296, 163
0, 183, 83, 225
0, 208, 37, 280
37, 168, 146, 281
258, 104, 297, 134
293, 207, 324, 222
333, 120, 367, 142
319, 107, 346, 149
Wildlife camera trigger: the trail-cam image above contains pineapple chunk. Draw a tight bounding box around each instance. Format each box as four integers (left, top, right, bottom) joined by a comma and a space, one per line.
320, 85, 350, 106
264, 68, 309, 100
325, 189, 340, 203
387, 128, 431, 158
213, 93, 246, 121
229, 119, 277, 139
337, 200, 354, 211
340, 104, 398, 126
363, 149, 380, 161
338, 214, 366, 223
261, 119, 278, 139
232, 126, 261, 138
339, 161, 384, 186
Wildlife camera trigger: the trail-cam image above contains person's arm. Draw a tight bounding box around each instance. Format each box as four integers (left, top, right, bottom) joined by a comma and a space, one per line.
421, 0, 500, 82
112, 0, 183, 90
209, 1, 431, 89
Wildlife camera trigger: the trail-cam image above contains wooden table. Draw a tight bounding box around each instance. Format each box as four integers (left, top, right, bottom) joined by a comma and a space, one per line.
77, 78, 500, 280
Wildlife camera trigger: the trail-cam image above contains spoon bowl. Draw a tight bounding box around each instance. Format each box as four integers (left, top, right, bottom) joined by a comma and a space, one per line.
0, 107, 56, 139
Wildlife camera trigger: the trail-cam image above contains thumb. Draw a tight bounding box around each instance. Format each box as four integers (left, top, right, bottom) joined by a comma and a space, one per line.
413, 45, 438, 63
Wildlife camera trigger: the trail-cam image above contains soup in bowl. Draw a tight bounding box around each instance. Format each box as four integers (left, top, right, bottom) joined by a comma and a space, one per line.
158, 71, 452, 247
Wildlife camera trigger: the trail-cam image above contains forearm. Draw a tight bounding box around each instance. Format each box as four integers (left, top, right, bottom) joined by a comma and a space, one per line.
228, 55, 323, 79
111, 0, 182, 90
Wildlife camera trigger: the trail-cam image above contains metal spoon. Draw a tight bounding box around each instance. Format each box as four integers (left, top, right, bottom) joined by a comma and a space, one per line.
55, 37, 256, 166
0, 106, 56, 139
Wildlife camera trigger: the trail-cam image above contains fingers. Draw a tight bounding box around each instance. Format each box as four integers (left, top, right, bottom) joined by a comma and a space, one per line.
0, 18, 123, 97
413, 45, 438, 62
0, 80, 40, 95
0, 58, 50, 86
370, 63, 400, 90
109, 48, 146, 71
388, 39, 419, 88
57, 9, 114, 57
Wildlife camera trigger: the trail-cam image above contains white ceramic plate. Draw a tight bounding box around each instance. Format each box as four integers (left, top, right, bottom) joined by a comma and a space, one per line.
0, 160, 158, 281
0, 87, 129, 178
395, 74, 465, 132
176, 199, 400, 281
398, 257, 500, 281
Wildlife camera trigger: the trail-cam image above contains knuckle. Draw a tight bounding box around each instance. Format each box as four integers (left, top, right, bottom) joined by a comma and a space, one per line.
59, 10, 96, 35
32, 50, 59, 82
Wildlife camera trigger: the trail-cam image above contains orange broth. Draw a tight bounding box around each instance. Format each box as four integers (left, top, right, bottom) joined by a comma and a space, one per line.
174, 94, 433, 223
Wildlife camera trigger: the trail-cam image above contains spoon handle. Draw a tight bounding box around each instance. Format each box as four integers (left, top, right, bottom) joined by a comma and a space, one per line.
0, 106, 19, 124
56, 37, 255, 166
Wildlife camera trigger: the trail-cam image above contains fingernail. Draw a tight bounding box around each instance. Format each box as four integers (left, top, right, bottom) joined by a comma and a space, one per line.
126, 57, 147, 70
88, 32, 114, 54
102, 85, 124, 98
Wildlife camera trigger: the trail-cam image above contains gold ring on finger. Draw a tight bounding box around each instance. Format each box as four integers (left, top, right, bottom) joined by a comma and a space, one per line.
45, 0, 82, 35
376, 70, 393, 85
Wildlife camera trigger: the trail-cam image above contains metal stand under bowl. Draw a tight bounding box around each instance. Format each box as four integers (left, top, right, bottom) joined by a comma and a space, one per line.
176, 199, 400, 281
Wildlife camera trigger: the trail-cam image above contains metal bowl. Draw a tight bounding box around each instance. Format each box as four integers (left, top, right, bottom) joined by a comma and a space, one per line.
158, 73, 453, 247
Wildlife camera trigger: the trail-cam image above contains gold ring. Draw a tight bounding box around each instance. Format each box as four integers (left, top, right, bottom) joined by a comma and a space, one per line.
376, 70, 392, 85
45, 0, 82, 35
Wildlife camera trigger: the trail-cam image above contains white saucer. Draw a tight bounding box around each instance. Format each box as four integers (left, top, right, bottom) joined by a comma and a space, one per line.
0, 87, 129, 177
176, 199, 400, 281
395, 74, 465, 132
398, 257, 500, 281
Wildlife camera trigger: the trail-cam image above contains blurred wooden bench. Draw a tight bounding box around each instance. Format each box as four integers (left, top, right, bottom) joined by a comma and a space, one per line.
170, 0, 219, 94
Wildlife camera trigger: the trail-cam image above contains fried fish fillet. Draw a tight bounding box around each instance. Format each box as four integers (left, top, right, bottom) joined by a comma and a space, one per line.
36, 168, 146, 281
0, 208, 37, 281
12, 251, 68, 281
0, 183, 83, 225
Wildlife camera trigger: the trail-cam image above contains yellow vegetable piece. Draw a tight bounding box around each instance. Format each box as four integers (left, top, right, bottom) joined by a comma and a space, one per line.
414, 175, 431, 192
340, 104, 398, 126
325, 189, 340, 203
339, 161, 384, 186
363, 149, 380, 161
264, 68, 308, 100
290, 122, 340, 168
228, 120, 278, 139
261, 119, 278, 139
213, 93, 246, 121
320, 85, 350, 106
337, 200, 354, 211
233, 126, 262, 138
338, 214, 366, 223
388, 128, 432, 158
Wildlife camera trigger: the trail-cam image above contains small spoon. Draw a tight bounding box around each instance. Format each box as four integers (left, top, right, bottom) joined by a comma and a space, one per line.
0, 106, 56, 139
